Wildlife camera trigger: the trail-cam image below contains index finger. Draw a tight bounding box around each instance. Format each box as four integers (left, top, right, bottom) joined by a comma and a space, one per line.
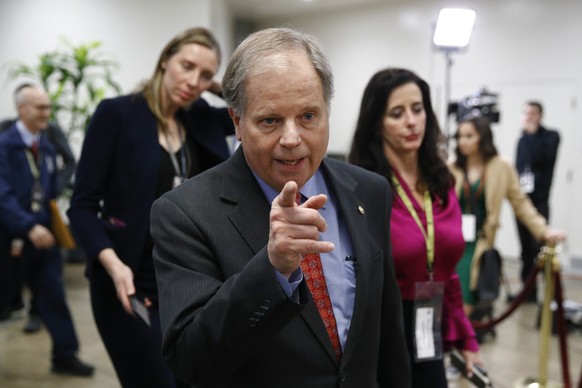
273, 181, 299, 208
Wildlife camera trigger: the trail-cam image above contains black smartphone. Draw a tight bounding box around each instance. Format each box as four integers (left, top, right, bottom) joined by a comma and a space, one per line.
449, 349, 493, 388
129, 295, 151, 327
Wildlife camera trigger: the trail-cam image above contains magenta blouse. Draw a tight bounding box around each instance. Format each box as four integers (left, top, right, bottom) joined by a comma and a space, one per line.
390, 174, 479, 352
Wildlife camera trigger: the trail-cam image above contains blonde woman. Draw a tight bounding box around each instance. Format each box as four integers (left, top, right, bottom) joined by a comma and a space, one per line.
68, 27, 232, 387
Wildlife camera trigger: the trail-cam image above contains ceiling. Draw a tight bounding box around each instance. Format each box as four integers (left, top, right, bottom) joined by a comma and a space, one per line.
224, 0, 387, 19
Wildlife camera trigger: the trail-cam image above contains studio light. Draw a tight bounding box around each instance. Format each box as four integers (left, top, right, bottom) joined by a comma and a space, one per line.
433, 8, 476, 50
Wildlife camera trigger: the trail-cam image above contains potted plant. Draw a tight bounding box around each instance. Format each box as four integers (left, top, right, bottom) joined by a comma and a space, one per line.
6, 37, 122, 138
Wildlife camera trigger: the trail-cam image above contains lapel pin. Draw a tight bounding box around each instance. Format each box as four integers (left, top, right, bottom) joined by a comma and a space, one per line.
358, 205, 365, 215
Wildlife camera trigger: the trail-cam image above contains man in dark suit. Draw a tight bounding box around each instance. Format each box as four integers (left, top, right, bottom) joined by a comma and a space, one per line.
150, 27, 410, 387
0, 119, 75, 196
0, 84, 79, 331
0, 84, 93, 376
515, 100, 560, 302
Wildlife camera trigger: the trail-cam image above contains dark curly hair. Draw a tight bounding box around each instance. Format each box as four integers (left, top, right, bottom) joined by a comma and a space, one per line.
453, 116, 498, 170
348, 68, 453, 205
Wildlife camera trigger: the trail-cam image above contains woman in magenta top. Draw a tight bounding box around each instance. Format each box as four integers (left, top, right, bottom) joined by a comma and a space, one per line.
349, 68, 480, 387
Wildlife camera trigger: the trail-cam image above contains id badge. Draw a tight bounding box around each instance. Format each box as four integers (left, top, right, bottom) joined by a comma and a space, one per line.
520, 170, 535, 193
173, 175, 184, 188
462, 214, 477, 242
31, 182, 44, 212
412, 281, 444, 362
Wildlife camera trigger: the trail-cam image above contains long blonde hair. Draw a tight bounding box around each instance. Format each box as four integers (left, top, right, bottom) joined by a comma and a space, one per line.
140, 27, 221, 133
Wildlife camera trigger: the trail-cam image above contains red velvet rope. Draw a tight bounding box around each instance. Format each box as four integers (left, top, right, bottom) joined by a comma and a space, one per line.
470, 263, 573, 387
471, 264, 540, 330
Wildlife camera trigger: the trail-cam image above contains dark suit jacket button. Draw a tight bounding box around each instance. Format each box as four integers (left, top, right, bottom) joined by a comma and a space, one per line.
338, 371, 346, 382
261, 299, 271, 309
252, 312, 262, 320
248, 318, 258, 327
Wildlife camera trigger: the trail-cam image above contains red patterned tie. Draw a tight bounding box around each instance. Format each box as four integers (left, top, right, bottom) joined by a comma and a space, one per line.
296, 193, 342, 360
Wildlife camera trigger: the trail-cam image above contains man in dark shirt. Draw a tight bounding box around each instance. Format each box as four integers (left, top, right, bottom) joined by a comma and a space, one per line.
515, 100, 560, 302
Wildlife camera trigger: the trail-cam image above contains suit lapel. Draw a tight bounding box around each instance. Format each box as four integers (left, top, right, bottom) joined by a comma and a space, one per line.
134, 95, 161, 179
220, 149, 271, 255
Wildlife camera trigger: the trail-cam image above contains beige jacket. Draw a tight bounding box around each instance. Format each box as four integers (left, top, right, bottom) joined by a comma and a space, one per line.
449, 156, 548, 290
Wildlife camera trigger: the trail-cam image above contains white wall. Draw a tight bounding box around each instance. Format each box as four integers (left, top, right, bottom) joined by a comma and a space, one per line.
0, 0, 216, 117
257, 0, 582, 266
211, 0, 234, 72
0, 0, 237, 156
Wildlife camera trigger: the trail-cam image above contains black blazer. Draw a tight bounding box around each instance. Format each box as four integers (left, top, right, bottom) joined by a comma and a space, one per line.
0, 119, 75, 195
150, 148, 411, 388
0, 124, 57, 237
68, 93, 233, 282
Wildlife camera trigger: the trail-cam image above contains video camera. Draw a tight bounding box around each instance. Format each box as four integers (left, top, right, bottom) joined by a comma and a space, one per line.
448, 87, 501, 124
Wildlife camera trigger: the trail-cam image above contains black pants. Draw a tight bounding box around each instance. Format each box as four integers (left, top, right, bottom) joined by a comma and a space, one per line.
0, 238, 23, 318
0, 247, 38, 320
516, 201, 549, 299
90, 277, 188, 388
0, 239, 81, 360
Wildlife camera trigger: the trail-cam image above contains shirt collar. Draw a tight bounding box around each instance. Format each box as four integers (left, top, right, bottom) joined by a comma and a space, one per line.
15, 120, 40, 147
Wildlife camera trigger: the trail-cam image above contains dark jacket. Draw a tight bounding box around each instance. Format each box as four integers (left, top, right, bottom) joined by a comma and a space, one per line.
67, 93, 233, 281
0, 120, 75, 195
150, 148, 411, 388
0, 125, 56, 237
515, 125, 560, 204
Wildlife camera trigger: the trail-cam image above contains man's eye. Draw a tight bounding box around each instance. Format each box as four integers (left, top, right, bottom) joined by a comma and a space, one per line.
303, 112, 315, 121
262, 118, 277, 125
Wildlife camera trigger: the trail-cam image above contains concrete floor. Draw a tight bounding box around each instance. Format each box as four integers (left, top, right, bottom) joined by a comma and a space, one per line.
1, 257, 581, 388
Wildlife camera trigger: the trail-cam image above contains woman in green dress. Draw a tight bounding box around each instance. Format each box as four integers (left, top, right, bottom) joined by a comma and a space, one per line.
449, 116, 565, 317
456, 176, 486, 309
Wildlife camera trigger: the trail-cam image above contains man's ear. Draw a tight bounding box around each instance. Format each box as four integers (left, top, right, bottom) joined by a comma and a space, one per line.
228, 107, 242, 141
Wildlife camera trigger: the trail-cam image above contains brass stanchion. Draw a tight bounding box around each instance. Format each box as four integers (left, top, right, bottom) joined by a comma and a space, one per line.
514, 243, 563, 388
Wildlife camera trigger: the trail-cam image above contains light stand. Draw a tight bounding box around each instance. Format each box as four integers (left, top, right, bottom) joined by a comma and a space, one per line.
432, 8, 476, 145
443, 49, 454, 147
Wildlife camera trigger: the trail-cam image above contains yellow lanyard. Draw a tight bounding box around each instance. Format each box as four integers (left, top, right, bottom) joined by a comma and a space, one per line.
24, 149, 40, 180
391, 175, 435, 279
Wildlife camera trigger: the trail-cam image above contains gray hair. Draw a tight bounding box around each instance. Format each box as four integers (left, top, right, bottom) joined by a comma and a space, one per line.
14, 83, 38, 108
222, 27, 334, 116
